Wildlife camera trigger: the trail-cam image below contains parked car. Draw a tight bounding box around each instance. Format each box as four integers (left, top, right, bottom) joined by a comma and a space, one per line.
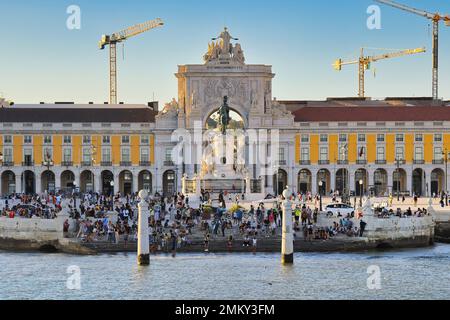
325, 203, 355, 217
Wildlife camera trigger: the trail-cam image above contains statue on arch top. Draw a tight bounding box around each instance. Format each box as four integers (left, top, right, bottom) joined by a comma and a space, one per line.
212, 27, 238, 55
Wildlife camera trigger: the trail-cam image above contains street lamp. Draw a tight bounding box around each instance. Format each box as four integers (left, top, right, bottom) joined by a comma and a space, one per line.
443, 149, 449, 206
43, 151, 54, 193
395, 157, 402, 202
318, 181, 323, 212
359, 179, 363, 207
110, 180, 115, 197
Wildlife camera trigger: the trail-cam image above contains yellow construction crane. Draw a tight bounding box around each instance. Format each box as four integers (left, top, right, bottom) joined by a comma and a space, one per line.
333, 47, 426, 98
376, 0, 449, 100
99, 18, 164, 104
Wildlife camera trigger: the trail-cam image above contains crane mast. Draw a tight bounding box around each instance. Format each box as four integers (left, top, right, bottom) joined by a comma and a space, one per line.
333, 47, 426, 98
375, 0, 449, 100
99, 18, 164, 104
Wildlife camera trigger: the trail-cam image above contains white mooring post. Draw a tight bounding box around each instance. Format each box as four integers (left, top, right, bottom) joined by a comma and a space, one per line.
281, 186, 294, 265
137, 190, 150, 266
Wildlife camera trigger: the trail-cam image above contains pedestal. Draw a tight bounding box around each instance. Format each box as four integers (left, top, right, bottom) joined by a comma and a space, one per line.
137, 190, 150, 266
281, 187, 294, 264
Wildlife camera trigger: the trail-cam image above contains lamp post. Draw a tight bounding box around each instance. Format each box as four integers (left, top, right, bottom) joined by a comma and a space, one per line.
110, 180, 115, 197
443, 149, 449, 206
318, 180, 323, 212
43, 151, 54, 194
359, 179, 363, 207
395, 157, 402, 202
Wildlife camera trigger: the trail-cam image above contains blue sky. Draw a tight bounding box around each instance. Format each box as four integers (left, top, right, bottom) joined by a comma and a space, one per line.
0, 0, 448, 104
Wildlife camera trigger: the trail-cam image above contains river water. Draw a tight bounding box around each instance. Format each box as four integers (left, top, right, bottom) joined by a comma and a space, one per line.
1, 244, 449, 300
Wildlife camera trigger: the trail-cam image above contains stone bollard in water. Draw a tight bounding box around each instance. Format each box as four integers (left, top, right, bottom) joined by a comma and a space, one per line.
137, 190, 150, 266
281, 186, 294, 265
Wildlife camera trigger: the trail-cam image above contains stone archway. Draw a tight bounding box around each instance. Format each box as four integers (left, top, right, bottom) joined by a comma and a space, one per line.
335, 168, 349, 195
101, 170, 114, 195
298, 169, 312, 194
22, 170, 36, 194
355, 168, 368, 196
412, 168, 425, 196
431, 168, 445, 196
138, 170, 152, 193
317, 169, 331, 195
163, 170, 176, 196
273, 169, 288, 196
61, 170, 75, 192
41, 170, 56, 194
374, 169, 388, 197
80, 170, 94, 193
119, 170, 133, 195
393, 168, 407, 195
1, 170, 16, 195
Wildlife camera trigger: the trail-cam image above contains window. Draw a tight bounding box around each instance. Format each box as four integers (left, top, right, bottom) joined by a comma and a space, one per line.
339, 145, 348, 161
83, 135, 91, 144
358, 134, 366, 143
415, 134, 423, 142
103, 136, 111, 144
377, 134, 385, 142
63, 135, 72, 144
339, 134, 347, 142
121, 148, 130, 162
320, 147, 328, 161
63, 148, 72, 162
377, 147, 385, 161
395, 147, 404, 161
24, 135, 32, 144
121, 135, 130, 144
434, 134, 442, 142
23, 148, 33, 163
3, 135, 12, 144
140, 147, 149, 162
396, 134, 404, 143
83, 148, 91, 163
278, 148, 285, 162
434, 147, 442, 161
102, 148, 111, 162
358, 146, 366, 160
301, 135, 309, 143
301, 148, 309, 161
165, 148, 172, 162
43, 147, 53, 161
415, 147, 423, 161
3, 148, 12, 162
320, 134, 328, 143
141, 135, 150, 144
44, 135, 52, 144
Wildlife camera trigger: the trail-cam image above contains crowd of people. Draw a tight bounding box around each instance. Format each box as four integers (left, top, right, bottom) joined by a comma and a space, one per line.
0, 194, 62, 219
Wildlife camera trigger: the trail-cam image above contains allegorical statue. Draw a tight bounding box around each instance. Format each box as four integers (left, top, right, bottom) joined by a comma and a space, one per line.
212, 27, 238, 55
218, 96, 230, 135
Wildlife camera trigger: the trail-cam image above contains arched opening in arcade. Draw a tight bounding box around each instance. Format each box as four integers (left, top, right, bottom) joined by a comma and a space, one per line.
431, 168, 445, 196
393, 168, 407, 196
22, 170, 35, 194
119, 170, 133, 195
1, 171, 16, 195
355, 168, 368, 196
80, 170, 94, 193
138, 170, 152, 193
101, 170, 114, 195
335, 168, 349, 195
163, 170, 176, 196
374, 169, 388, 197
297, 169, 312, 194
273, 169, 288, 196
412, 168, 426, 196
61, 170, 75, 193
317, 169, 331, 195
41, 170, 56, 194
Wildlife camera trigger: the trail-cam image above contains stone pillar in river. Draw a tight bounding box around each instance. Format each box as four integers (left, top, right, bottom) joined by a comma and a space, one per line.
281, 186, 294, 265
137, 190, 150, 266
